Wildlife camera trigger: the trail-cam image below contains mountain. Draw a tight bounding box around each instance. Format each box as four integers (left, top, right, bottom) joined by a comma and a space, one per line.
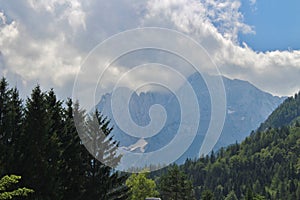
97, 73, 285, 161
178, 90, 300, 199
258, 91, 300, 131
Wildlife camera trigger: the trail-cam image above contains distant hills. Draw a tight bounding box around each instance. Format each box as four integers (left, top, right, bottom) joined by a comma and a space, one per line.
97, 73, 285, 161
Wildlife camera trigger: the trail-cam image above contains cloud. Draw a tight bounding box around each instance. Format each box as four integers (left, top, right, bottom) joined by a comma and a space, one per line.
249, 0, 256, 5
144, 0, 254, 42
0, 0, 299, 100
0, 1, 88, 98
27, 0, 86, 30
143, 0, 300, 96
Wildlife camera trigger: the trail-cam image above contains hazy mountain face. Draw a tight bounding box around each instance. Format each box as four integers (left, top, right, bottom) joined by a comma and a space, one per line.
97, 73, 285, 162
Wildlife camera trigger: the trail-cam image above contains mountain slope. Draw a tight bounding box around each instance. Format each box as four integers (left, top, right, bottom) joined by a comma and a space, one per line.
179, 91, 300, 199
258, 91, 300, 131
181, 125, 300, 200
97, 73, 285, 161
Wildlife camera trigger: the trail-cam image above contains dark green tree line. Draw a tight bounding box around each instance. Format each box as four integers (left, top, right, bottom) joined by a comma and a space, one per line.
0, 78, 128, 200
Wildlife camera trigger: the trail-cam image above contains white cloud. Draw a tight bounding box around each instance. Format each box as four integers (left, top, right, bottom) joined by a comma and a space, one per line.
0, 0, 299, 100
0, 7, 82, 98
28, 0, 86, 30
249, 0, 256, 5
143, 0, 300, 96
0, 13, 19, 46
144, 0, 254, 42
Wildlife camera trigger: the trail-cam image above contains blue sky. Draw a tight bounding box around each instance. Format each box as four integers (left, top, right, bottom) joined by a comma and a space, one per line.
0, 0, 299, 99
239, 0, 300, 52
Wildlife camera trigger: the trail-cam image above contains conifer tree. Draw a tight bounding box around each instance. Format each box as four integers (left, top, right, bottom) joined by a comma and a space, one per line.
44, 89, 64, 197
20, 86, 55, 199
74, 106, 128, 200
159, 165, 195, 200
0, 78, 10, 175
5, 87, 23, 175
58, 99, 85, 199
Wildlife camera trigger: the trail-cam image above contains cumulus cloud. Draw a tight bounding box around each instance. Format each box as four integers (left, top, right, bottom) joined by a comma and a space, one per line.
143, 0, 300, 96
0, 1, 86, 98
27, 0, 86, 30
0, 0, 299, 100
144, 0, 254, 42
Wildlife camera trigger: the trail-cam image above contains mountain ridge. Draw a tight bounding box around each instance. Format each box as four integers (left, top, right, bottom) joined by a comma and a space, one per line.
97, 73, 285, 161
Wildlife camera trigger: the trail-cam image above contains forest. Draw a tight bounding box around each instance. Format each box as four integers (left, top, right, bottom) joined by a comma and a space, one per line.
0, 77, 299, 200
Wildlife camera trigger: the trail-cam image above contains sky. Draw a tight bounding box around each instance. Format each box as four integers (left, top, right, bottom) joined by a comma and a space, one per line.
0, 0, 300, 102
239, 0, 300, 52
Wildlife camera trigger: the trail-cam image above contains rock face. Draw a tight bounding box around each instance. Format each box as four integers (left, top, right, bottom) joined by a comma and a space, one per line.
97, 73, 285, 162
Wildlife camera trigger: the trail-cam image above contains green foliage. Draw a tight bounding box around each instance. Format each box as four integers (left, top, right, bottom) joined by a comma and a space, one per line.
58, 98, 86, 199
180, 91, 300, 199
0, 175, 33, 199
259, 91, 300, 131
224, 191, 238, 200
77, 107, 128, 200
126, 172, 159, 200
19, 85, 58, 199
201, 189, 214, 200
0, 79, 23, 176
245, 188, 254, 200
0, 78, 128, 200
253, 194, 266, 200
1, 78, 299, 200
158, 165, 196, 200
181, 125, 300, 199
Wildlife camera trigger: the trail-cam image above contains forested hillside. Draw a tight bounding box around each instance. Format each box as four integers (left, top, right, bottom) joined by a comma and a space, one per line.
180, 125, 300, 199
258, 92, 300, 131
178, 91, 300, 199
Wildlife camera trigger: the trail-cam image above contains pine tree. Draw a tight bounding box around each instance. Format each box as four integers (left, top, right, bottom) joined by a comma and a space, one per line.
74, 106, 128, 200
0, 81, 24, 175
58, 99, 85, 199
5, 87, 23, 175
19, 86, 55, 199
0, 78, 9, 136
159, 165, 195, 200
44, 89, 64, 198
0, 78, 10, 175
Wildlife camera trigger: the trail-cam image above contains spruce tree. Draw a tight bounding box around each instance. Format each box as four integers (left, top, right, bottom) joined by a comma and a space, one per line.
44, 89, 64, 198
19, 86, 54, 199
0, 78, 10, 175
159, 165, 195, 200
5, 87, 23, 175
58, 99, 85, 199
74, 105, 128, 200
